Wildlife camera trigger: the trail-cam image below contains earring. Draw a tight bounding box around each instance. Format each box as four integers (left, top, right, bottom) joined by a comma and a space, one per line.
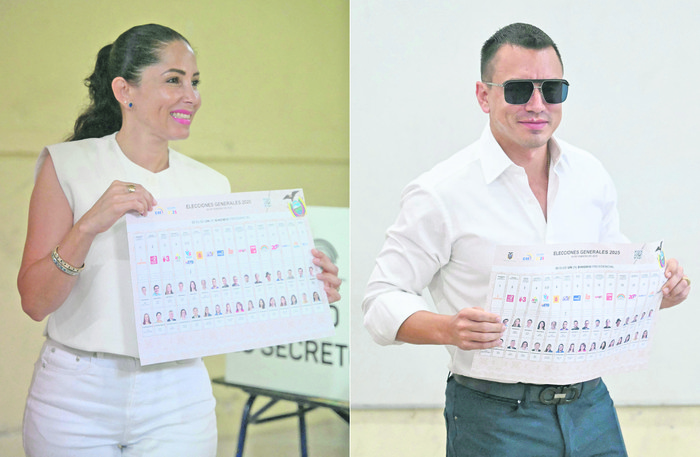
128, 102, 133, 108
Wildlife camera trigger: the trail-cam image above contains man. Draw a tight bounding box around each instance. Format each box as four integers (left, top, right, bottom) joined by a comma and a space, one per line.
362, 23, 690, 456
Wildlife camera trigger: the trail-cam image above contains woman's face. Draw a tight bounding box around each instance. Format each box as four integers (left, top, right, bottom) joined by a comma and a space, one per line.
126, 40, 201, 142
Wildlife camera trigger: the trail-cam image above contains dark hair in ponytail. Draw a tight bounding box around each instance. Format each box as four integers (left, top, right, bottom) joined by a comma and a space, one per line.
69, 24, 190, 141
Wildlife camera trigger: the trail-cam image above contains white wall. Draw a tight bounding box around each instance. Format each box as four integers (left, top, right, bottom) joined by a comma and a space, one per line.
350, 0, 700, 407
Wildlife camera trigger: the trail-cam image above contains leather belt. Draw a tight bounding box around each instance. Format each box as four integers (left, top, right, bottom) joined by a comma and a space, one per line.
452, 374, 600, 405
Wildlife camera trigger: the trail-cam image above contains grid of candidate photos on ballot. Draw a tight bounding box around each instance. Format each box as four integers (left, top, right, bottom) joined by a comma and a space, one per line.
487, 269, 660, 362
133, 218, 326, 336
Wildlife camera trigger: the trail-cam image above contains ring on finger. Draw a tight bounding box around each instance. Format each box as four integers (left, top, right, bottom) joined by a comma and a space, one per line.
126, 184, 136, 193
683, 276, 691, 287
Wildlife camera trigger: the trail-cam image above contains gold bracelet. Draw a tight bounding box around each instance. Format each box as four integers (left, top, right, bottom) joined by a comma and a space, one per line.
51, 245, 85, 276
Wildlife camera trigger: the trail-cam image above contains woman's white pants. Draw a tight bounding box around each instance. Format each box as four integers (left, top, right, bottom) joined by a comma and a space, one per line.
23, 338, 217, 456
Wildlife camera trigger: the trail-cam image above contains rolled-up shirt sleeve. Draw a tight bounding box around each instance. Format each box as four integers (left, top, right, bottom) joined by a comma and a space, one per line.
362, 182, 453, 345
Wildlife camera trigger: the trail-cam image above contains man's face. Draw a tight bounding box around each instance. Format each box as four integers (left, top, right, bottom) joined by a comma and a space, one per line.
476, 45, 563, 157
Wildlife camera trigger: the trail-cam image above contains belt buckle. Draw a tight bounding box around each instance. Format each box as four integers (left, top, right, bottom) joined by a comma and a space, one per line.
539, 385, 580, 405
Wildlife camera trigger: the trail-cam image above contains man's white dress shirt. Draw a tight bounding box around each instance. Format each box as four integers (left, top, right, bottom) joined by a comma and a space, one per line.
363, 125, 628, 378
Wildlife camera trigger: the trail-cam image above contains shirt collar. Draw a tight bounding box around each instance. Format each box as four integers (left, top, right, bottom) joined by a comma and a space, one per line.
479, 124, 565, 184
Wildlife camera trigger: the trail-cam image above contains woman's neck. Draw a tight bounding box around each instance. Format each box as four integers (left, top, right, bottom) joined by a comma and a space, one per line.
115, 128, 170, 173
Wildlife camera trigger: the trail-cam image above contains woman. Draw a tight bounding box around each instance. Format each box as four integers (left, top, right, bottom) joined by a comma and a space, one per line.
189, 280, 197, 292
17, 24, 341, 456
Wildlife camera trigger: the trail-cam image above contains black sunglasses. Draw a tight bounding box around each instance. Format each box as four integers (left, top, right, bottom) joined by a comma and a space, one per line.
484, 79, 569, 105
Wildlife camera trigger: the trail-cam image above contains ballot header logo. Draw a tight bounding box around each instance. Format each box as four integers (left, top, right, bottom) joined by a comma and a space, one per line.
283, 190, 306, 218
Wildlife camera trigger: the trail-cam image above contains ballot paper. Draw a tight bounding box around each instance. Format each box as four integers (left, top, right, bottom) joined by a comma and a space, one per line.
468, 241, 666, 385
126, 189, 335, 365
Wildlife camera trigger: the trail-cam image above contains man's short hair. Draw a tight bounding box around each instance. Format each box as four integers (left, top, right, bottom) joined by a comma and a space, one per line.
481, 23, 563, 80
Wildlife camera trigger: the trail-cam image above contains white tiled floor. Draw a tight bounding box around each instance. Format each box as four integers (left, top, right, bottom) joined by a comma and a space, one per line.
214, 383, 349, 457
217, 406, 348, 457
